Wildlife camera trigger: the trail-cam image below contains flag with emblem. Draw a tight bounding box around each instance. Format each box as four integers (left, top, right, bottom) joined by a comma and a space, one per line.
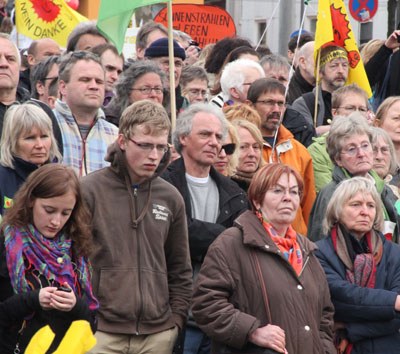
15, 0, 88, 47
3, 196, 12, 209
314, 0, 372, 97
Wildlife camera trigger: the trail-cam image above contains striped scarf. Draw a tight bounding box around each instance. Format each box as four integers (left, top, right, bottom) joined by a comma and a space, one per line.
4, 224, 98, 310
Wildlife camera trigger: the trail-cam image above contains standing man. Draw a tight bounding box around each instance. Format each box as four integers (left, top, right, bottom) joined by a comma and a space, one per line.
144, 37, 187, 112
90, 43, 124, 107
83, 100, 192, 354
292, 45, 349, 135
54, 51, 118, 176
248, 78, 316, 236
162, 103, 249, 354
0, 34, 62, 149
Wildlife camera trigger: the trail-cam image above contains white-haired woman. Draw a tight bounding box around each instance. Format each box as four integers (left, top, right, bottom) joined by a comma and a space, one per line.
316, 177, 400, 354
0, 103, 61, 215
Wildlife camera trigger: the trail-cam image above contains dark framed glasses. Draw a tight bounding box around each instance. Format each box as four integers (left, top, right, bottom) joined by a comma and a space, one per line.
220, 143, 236, 155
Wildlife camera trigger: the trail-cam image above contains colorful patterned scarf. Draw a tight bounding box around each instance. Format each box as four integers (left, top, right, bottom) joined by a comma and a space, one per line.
4, 224, 99, 310
331, 224, 383, 354
257, 211, 303, 275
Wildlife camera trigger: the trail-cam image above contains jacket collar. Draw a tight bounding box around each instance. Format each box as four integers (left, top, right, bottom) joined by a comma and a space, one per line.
234, 210, 317, 256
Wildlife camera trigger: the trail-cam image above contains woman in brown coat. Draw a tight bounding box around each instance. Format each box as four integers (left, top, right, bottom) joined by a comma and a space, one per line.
192, 163, 336, 354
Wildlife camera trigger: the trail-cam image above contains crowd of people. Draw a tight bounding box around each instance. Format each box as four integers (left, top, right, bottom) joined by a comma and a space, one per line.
1, 8, 400, 354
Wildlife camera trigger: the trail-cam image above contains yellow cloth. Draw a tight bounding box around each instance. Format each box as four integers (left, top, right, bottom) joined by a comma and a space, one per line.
314, 0, 372, 97
25, 320, 96, 354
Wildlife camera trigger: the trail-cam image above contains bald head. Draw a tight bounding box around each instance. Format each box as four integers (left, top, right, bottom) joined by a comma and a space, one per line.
27, 38, 61, 66
297, 41, 315, 85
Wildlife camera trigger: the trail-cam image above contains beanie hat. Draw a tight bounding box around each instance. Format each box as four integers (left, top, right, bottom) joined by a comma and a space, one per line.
144, 38, 186, 61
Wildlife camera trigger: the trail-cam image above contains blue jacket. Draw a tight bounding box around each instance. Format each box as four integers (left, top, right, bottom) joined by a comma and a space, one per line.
0, 157, 39, 215
316, 233, 400, 354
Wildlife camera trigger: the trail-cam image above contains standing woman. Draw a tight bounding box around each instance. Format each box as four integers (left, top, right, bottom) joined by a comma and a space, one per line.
231, 119, 265, 192
104, 61, 165, 126
0, 103, 62, 215
192, 163, 335, 354
0, 164, 98, 354
316, 177, 400, 353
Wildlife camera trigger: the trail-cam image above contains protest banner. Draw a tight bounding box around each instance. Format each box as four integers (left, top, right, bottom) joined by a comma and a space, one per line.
15, 0, 87, 47
154, 4, 236, 47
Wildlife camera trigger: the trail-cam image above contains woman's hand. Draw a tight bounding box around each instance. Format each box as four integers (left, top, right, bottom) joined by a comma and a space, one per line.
39, 287, 58, 309
394, 295, 400, 311
49, 282, 76, 312
248, 324, 288, 353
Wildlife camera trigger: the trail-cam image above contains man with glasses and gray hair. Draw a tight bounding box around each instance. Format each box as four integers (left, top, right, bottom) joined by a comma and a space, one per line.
53, 51, 118, 176
161, 103, 248, 354
82, 100, 192, 354
247, 77, 316, 236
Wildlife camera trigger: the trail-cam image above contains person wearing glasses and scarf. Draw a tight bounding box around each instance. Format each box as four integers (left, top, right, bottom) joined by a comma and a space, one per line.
192, 163, 335, 354
316, 177, 400, 354
308, 114, 400, 242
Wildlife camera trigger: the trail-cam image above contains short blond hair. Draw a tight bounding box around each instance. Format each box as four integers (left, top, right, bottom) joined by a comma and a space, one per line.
223, 104, 261, 129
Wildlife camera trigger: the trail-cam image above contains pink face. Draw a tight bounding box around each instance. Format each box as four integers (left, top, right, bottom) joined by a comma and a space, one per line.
32, 191, 76, 238
340, 192, 376, 240
214, 135, 233, 175
117, 124, 169, 184
236, 126, 262, 174
129, 72, 164, 105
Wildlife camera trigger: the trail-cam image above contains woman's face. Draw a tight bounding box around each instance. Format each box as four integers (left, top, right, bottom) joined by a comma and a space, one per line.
129, 72, 164, 105
373, 135, 391, 179
335, 133, 373, 177
237, 127, 261, 174
380, 101, 400, 144
32, 190, 76, 238
340, 192, 376, 240
16, 127, 52, 166
213, 135, 233, 175
255, 173, 300, 233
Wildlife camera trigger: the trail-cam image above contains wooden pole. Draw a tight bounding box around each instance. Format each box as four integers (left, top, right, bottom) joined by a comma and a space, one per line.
167, 1, 177, 130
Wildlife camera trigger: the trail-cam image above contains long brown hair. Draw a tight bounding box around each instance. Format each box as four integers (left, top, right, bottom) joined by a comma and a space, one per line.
2, 164, 92, 257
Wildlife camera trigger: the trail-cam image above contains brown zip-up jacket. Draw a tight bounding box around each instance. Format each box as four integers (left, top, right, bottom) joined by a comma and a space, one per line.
81, 143, 192, 335
192, 210, 335, 354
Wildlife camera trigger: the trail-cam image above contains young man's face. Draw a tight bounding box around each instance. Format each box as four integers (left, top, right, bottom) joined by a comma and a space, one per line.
118, 124, 169, 184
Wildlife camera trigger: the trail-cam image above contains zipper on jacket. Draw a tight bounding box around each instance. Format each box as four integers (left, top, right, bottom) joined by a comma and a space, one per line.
134, 186, 144, 335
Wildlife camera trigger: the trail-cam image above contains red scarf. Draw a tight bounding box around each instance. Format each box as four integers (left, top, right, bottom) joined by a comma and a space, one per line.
257, 211, 303, 275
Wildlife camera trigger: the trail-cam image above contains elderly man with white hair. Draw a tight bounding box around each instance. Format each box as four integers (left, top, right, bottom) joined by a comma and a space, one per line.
217, 58, 265, 107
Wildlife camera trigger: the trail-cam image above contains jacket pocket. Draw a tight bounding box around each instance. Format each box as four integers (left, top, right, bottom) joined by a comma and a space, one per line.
96, 267, 139, 322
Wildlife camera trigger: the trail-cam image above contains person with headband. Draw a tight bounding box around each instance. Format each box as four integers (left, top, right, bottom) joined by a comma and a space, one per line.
292, 45, 349, 136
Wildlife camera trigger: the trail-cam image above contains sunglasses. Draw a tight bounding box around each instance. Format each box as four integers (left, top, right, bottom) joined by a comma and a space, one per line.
220, 143, 236, 155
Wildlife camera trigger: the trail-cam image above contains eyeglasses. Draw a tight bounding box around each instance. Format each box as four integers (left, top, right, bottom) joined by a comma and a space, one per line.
337, 105, 369, 114
187, 88, 207, 97
255, 99, 286, 108
42, 76, 58, 81
373, 145, 390, 155
130, 87, 163, 95
219, 143, 236, 155
129, 137, 169, 154
341, 142, 372, 156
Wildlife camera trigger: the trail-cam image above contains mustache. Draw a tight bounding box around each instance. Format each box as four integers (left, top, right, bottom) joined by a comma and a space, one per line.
267, 112, 282, 120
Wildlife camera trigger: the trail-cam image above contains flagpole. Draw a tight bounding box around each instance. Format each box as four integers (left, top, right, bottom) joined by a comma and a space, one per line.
167, 0, 177, 130
314, 49, 321, 128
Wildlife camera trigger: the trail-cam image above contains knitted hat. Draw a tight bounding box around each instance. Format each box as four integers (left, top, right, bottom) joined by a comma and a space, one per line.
144, 38, 186, 61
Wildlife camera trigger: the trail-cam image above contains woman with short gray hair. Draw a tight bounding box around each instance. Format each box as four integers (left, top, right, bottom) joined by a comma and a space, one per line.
308, 113, 400, 243
316, 177, 400, 354
104, 61, 165, 126
0, 103, 62, 215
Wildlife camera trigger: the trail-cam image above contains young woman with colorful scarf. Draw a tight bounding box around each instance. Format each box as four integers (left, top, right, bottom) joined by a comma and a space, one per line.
0, 164, 98, 354
192, 163, 336, 354
316, 177, 400, 354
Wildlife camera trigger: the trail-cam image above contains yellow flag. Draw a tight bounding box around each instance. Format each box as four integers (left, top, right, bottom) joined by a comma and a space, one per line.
314, 0, 372, 97
15, 0, 88, 48
25, 320, 96, 354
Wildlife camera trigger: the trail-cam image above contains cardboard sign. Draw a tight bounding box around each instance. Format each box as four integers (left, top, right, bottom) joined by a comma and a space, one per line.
154, 4, 236, 47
